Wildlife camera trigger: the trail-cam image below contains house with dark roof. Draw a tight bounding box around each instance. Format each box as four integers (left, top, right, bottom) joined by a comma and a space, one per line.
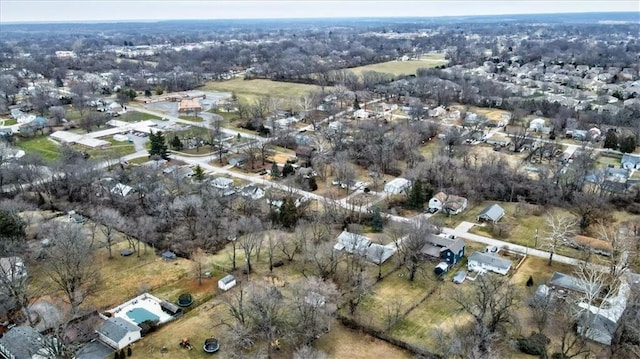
476, 204, 505, 223
0, 326, 48, 359
467, 251, 512, 275
548, 271, 585, 294
96, 317, 141, 350
420, 235, 465, 265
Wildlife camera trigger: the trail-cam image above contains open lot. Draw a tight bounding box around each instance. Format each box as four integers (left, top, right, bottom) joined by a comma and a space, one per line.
15, 136, 61, 161
348, 53, 448, 76
201, 78, 326, 103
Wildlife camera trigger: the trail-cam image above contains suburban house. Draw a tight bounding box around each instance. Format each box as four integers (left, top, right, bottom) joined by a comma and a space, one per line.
467, 251, 512, 275
477, 204, 505, 223
211, 177, 234, 189
333, 231, 395, 264
107, 102, 125, 116
227, 154, 249, 167
420, 234, 466, 265
548, 271, 585, 294
240, 185, 265, 200
384, 177, 411, 195
218, 274, 237, 291
0, 256, 27, 282
621, 153, 640, 170
110, 183, 135, 197
0, 326, 48, 359
96, 317, 141, 350
485, 134, 511, 147
428, 192, 468, 215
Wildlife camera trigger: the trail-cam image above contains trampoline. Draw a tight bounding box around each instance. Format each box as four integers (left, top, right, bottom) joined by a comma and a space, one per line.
126, 307, 160, 324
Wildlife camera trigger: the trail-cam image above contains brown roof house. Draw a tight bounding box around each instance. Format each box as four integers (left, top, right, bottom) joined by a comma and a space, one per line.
428, 192, 468, 215
295, 146, 315, 165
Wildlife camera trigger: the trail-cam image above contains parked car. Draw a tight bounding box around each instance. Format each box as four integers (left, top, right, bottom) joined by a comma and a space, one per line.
425, 207, 438, 214
453, 270, 467, 284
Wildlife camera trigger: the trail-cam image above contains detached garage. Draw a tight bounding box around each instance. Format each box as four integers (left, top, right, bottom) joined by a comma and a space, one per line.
384, 177, 411, 195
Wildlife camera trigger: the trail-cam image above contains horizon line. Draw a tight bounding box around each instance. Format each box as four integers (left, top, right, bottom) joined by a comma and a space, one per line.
1, 10, 639, 26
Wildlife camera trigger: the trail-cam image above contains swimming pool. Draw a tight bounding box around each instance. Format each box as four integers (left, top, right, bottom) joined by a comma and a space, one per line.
126, 307, 160, 324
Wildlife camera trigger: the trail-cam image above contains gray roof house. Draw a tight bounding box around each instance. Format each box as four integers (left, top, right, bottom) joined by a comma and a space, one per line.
621, 153, 640, 170
0, 326, 47, 359
549, 272, 585, 293
467, 251, 512, 275
476, 204, 505, 223
333, 231, 395, 264
96, 317, 141, 350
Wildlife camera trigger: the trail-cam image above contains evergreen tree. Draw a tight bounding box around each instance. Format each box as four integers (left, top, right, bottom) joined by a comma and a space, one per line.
353, 96, 360, 110
270, 162, 281, 178
144, 89, 152, 97
526, 275, 534, 287
308, 176, 318, 191
148, 131, 169, 160
406, 179, 426, 210
282, 163, 295, 177
119, 349, 125, 359
0, 208, 26, 241
603, 130, 618, 150
370, 207, 384, 232
192, 165, 205, 182
127, 346, 132, 357
170, 135, 183, 150
279, 197, 298, 229
55, 76, 64, 88
620, 135, 637, 153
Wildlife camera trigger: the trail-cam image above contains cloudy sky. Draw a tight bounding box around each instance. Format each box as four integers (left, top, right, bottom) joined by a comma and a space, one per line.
1, 0, 638, 23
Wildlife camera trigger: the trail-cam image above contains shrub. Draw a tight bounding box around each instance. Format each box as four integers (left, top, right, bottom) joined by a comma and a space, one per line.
516, 332, 550, 356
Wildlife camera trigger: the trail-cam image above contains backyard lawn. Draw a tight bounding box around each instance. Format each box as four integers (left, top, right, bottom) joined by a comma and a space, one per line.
178, 115, 204, 122
118, 111, 162, 122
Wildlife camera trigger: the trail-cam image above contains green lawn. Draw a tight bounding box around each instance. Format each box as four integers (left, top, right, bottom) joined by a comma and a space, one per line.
15, 136, 61, 161
79, 138, 135, 160
2, 118, 17, 126
119, 111, 161, 122
347, 53, 448, 77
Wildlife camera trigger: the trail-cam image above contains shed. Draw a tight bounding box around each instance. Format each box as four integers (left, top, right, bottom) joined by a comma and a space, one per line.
96, 317, 141, 350
218, 274, 236, 291
161, 251, 177, 261
384, 177, 411, 194
160, 300, 183, 318
434, 262, 449, 275
476, 204, 505, 223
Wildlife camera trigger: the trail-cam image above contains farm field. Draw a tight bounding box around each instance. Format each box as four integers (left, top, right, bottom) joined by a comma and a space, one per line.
347, 53, 448, 76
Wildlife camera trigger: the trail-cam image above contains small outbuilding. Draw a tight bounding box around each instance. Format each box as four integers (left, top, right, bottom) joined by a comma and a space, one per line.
218, 274, 236, 291
161, 251, 177, 261
434, 262, 449, 275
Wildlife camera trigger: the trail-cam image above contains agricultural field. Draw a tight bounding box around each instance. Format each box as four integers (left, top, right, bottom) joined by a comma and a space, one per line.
347, 53, 448, 77
201, 78, 326, 103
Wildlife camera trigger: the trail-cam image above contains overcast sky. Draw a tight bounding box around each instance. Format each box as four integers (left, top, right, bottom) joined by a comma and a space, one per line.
1, 0, 638, 23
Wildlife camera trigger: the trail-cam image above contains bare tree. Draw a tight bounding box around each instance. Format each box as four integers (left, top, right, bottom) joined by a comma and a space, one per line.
290, 276, 338, 345
43, 222, 100, 316
94, 207, 122, 259
191, 248, 208, 286
237, 216, 263, 274
541, 213, 577, 265
399, 218, 432, 282
453, 274, 519, 354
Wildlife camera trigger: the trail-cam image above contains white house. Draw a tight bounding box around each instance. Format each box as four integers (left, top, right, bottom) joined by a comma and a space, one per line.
110, 183, 134, 197
240, 185, 265, 200
467, 251, 512, 275
0, 256, 27, 282
218, 274, 236, 291
353, 109, 369, 119
428, 192, 468, 214
384, 177, 411, 195
96, 317, 141, 350
529, 118, 546, 132
211, 177, 234, 189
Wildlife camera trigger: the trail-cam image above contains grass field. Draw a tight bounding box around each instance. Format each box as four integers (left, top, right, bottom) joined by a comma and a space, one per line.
1, 118, 17, 126
201, 78, 326, 103
119, 111, 162, 123
347, 53, 448, 77
15, 136, 61, 161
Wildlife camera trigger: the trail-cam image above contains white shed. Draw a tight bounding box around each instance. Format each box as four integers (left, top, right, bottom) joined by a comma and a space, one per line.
218, 274, 236, 291
384, 177, 411, 194
529, 118, 546, 131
